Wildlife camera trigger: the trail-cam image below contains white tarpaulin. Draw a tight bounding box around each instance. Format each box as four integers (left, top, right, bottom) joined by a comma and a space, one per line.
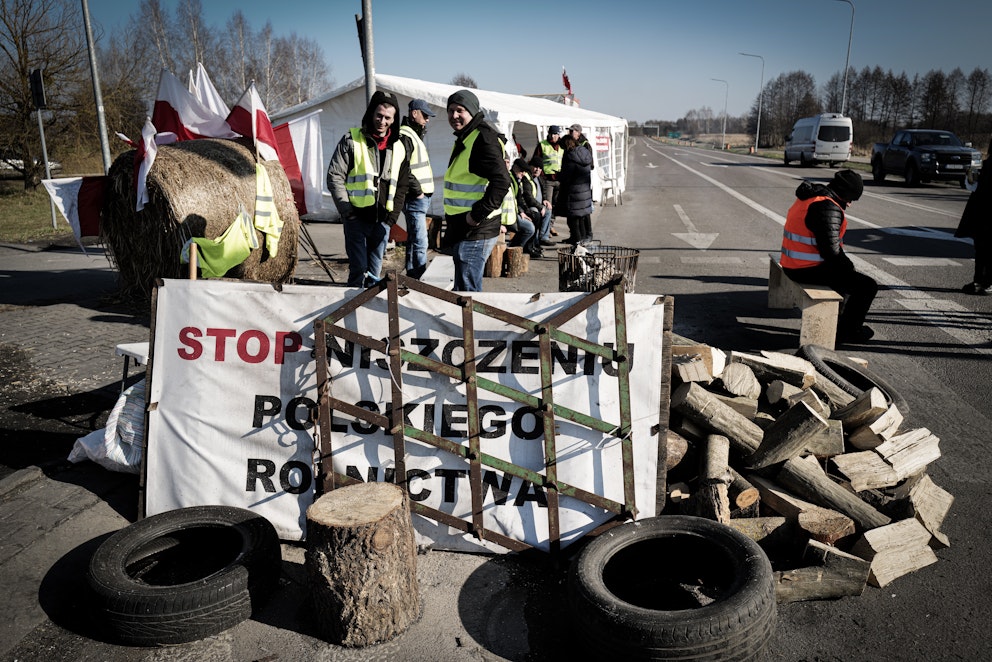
271, 73, 629, 219
146, 279, 663, 552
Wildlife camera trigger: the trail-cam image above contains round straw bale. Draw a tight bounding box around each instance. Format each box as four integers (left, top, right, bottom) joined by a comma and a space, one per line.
102, 138, 298, 300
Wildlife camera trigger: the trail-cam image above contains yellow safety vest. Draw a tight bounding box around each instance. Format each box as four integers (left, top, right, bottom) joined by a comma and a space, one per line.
253, 164, 284, 257
443, 130, 502, 219
399, 124, 434, 195
501, 175, 519, 226
539, 140, 563, 175
520, 171, 539, 201
346, 127, 406, 212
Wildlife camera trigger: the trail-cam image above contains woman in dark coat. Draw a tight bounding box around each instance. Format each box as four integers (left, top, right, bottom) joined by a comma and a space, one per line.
555, 134, 594, 245
956, 147, 991, 295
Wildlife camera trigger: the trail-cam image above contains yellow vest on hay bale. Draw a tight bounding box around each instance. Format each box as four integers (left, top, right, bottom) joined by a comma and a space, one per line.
103, 138, 299, 300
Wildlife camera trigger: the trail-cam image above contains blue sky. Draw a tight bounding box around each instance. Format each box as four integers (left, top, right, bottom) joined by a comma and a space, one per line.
88, 0, 991, 123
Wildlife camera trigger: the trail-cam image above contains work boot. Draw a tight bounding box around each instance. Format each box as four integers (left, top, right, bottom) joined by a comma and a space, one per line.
837, 325, 874, 344
961, 281, 992, 295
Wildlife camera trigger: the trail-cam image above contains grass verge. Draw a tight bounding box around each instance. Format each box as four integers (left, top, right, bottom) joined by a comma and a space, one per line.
0, 181, 74, 244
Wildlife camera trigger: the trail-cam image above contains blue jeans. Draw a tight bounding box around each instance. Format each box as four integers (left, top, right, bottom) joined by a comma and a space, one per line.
509, 215, 536, 251
403, 194, 431, 279
537, 206, 553, 241
343, 217, 389, 287
453, 236, 498, 292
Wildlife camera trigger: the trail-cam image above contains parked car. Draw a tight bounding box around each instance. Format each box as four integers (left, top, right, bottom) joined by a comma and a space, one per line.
871, 129, 982, 188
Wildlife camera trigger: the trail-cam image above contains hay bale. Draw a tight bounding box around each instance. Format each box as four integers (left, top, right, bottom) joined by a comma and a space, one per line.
103, 138, 299, 300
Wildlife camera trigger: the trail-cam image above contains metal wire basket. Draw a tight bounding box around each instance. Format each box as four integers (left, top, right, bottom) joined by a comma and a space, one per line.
557, 241, 639, 293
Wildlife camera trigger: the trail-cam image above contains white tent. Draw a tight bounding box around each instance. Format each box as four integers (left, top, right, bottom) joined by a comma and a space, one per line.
271, 73, 628, 219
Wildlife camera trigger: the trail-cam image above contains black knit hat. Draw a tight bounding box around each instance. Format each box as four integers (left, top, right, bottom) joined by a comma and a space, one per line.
830, 169, 864, 202
447, 89, 480, 116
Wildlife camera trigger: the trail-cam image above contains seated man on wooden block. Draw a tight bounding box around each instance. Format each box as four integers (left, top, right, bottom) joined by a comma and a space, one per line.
780, 170, 878, 344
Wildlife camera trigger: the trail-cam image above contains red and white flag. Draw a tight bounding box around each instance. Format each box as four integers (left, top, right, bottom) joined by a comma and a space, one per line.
562, 67, 572, 95
151, 69, 238, 142
273, 109, 326, 216
42, 176, 107, 250
227, 82, 279, 161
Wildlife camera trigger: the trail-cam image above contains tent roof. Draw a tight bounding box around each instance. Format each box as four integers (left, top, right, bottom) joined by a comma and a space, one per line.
272, 73, 627, 131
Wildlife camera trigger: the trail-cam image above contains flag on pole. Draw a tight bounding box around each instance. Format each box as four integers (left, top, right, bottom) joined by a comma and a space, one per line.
273, 109, 325, 216
135, 118, 158, 211
562, 67, 572, 95
42, 176, 107, 249
151, 69, 238, 141
227, 82, 279, 161
192, 62, 230, 119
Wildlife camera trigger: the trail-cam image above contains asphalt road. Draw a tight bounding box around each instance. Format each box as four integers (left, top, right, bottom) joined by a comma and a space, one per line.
1, 141, 990, 660
609, 139, 991, 661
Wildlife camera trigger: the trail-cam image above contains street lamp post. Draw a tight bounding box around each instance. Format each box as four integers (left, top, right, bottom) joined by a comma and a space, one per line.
739, 52, 764, 153
835, 0, 855, 115
711, 78, 728, 150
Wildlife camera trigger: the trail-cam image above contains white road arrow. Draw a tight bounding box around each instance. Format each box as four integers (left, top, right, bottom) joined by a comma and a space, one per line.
645, 162, 658, 168
671, 204, 719, 250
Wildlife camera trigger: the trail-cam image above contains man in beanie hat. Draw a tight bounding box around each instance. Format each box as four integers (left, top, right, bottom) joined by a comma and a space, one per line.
441, 89, 511, 291
780, 169, 878, 344
327, 90, 412, 287
529, 125, 564, 211
399, 98, 436, 279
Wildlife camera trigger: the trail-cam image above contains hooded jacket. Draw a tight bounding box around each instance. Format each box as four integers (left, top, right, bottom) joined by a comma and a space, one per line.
783, 180, 853, 270
557, 142, 594, 217
326, 90, 412, 225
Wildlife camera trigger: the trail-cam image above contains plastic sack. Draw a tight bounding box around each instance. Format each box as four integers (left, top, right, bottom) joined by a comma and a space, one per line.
69, 378, 145, 473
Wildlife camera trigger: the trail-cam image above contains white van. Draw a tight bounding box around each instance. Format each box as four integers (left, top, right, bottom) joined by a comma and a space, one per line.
783, 113, 853, 167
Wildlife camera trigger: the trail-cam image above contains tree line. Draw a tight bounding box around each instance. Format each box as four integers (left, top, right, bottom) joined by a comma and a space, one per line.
0, 0, 333, 188
639, 66, 992, 153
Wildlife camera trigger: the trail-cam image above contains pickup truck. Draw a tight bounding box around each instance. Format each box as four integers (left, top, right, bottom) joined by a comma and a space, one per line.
871, 129, 982, 188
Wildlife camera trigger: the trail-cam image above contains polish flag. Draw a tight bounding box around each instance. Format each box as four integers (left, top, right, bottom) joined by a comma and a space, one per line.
133, 119, 179, 212
227, 82, 279, 161
42, 176, 107, 249
151, 69, 238, 142
273, 109, 326, 215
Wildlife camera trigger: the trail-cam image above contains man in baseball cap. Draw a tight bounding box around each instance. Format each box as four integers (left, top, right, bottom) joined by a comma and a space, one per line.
408, 98, 436, 118
399, 99, 437, 278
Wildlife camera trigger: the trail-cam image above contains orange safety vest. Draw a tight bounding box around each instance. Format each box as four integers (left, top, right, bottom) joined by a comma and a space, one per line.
780, 195, 846, 269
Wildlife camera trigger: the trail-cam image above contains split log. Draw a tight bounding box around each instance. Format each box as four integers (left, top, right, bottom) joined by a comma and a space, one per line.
810, 375, 856, 410
502, 246, 528, 277
777, 455, 890, 530
695, 434, 732, 524
849, 517, 938, 587
712, 393, 759, 419
831, 450, 900, 491
731, 350, 817, 389
670, 382, 763, 456
728, 467, 760, 517
725, 517, 800, 556
906, 474, 953, 549
848, 403, 903, 450
766, 379, 803, 406
672, 354, 712, 384
672, 343, 726, 379
750, 474, 855, 545
830, 387, 888, 430
668, 482, 692, 513
484, 241, 506, 277
803, 419, 845, 458
665, 429, 691, 470
876, 428, 941, 479
305, 482, 420, 646
748, 401, 830, 469
774, 539, 870, 603
719, 362, 761, 399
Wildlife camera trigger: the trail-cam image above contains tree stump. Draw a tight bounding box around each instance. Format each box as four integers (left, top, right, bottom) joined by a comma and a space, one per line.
503, 246, 529, 277
305, 482, 420, 646
484, 241, 506, 277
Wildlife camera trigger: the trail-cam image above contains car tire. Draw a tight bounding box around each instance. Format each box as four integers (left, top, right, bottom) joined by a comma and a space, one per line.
904, 162, 920, 187
87, 505, 281, 646
567, 515, 776, 661
797, 344, 910, 416
800, 151, 810, 167
783, 152, 790, 165
871, 159, 886, 184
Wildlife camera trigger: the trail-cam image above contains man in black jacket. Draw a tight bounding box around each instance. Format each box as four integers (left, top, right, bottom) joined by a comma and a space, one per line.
780, 169, 878, 344
441, 89, 510, 291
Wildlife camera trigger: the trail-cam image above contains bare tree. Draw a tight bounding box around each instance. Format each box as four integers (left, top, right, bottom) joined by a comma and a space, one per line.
0, 0, 88, 187
450, 73, 477, 89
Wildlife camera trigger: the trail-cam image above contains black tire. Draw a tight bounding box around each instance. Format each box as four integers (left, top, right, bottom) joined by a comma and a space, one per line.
799, 151, 810, 167
783, 152, 790, 166
904, 162, 920, 187
798, 344, 911, 416
871, 158, 886, 184
567, 515, 776, 661
87, 505, 281, 646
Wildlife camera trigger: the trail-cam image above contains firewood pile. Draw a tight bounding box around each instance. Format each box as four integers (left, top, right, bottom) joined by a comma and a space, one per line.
666, 340, 951, 603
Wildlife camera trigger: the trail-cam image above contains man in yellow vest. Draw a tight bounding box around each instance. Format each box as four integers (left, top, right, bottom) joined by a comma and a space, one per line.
327, 90, 412, 287
442, 89, 510, 292
400, 98, 436, 279
529, 125, 563, 210
781, 169, 878, 344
